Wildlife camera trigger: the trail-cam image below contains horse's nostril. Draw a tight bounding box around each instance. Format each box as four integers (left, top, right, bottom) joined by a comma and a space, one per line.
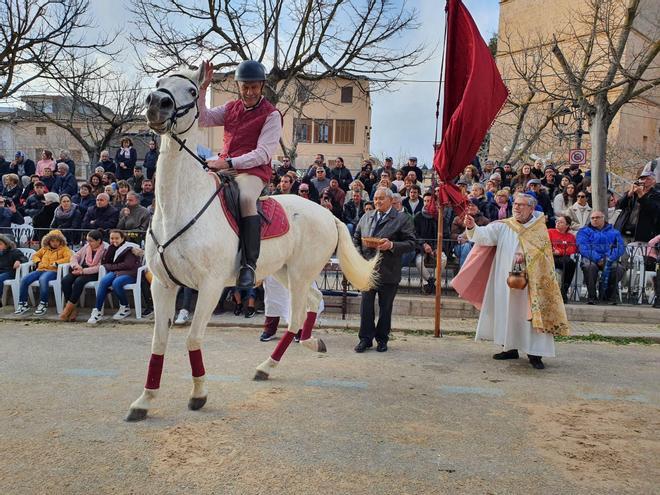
161, 97, 173, 109
146, 94, 152, 105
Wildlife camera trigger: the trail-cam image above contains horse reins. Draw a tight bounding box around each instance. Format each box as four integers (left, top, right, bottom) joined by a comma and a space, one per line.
148, 73, 225, 287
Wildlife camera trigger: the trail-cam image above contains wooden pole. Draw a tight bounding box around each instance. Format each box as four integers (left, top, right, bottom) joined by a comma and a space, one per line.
434, 204, 444, 337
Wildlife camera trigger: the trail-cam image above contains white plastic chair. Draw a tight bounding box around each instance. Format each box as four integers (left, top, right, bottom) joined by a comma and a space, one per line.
123, 265, 147, 319
78, 265, 110, 308
1, 248, 36, 309
10, 222, 34, 246
24, 262, 68, 313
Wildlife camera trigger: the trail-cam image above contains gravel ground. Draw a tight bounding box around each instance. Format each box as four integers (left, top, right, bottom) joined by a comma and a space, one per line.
0, 321, 658, 495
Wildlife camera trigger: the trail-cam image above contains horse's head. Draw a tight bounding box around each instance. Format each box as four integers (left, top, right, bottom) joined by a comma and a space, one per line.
146, 65, 205, 136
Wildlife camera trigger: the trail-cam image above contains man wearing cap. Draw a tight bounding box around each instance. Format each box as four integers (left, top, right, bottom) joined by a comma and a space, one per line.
400, 156, 423, 183
10, 151, 36, 178
614, 171, 660, 243
374, 157, 397, 180
200, 59, 283, 289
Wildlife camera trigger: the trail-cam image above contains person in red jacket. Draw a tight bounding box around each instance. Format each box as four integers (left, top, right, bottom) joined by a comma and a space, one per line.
199, 60, 283, 289
548, 214, 577, 302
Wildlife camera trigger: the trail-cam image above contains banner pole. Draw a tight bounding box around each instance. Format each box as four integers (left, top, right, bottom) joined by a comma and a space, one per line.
434, 204, 444, 338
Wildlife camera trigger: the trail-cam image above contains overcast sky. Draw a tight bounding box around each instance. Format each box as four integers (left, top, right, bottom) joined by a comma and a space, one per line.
91, 0, 500, 166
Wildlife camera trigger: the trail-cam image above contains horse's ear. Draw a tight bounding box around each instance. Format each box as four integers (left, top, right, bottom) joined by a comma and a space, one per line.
195, 62, 206, 87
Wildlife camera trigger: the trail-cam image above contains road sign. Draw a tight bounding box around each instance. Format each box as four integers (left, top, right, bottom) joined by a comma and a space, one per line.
569, 148, 587, 165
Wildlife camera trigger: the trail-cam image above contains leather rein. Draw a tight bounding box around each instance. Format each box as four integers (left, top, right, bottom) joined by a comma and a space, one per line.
147, 74, 226, 287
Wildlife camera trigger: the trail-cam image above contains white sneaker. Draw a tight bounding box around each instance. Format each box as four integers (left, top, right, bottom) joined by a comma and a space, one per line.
34, 302, 48, 316
14, 302, 29, 315
174, 309, 190, 325
87, 308, 103, 324
112, 305, 131, 320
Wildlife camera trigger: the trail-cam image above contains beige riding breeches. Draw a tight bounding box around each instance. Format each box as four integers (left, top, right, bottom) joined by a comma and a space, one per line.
235, 173, 266, 217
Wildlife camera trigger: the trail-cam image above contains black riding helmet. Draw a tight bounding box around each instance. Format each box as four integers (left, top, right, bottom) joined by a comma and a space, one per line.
235, 60, 266, 82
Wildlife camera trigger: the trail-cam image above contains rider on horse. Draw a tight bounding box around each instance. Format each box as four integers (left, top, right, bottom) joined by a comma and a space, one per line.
199, 60, 282, 289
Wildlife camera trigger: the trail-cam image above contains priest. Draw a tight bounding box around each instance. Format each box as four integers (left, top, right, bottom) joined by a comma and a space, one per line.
452, 193, 569, 369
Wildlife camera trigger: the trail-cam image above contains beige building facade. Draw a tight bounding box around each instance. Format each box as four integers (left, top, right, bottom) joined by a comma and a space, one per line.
490, 0, 659, 173
207, 75, 371, 172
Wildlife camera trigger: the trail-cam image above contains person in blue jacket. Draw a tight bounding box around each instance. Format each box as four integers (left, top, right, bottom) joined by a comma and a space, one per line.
576, 210, 626, 305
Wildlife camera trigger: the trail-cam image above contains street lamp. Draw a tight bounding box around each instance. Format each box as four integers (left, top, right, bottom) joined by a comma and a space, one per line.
553, 101, 588, 148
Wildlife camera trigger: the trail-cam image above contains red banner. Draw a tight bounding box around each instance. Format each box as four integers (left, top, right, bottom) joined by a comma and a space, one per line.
433, 0, 508, 210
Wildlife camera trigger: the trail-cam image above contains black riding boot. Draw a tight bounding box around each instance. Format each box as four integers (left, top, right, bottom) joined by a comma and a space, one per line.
237, 215, 261, 289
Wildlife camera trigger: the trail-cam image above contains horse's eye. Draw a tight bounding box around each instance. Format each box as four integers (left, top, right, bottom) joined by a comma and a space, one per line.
189, 88, 198, 97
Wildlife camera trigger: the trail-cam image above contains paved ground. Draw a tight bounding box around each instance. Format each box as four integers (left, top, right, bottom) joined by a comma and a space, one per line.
0, 321, 658, 494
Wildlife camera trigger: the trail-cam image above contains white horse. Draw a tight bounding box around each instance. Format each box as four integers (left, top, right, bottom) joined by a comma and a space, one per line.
126, 66, 379, 421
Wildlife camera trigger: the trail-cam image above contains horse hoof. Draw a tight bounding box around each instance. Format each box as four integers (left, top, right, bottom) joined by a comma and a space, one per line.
253, 370, 269, 381
188, 396, 208, 411
125, 408, 148, 422
317, 338, 327, 353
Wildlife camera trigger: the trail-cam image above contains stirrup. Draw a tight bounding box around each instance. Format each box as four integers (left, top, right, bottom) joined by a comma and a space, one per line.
236, 265, 256, 289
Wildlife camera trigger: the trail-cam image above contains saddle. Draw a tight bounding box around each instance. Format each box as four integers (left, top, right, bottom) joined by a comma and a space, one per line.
213, 172, 289, 240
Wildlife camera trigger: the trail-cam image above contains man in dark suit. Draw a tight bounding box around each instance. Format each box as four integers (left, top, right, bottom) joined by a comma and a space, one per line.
353, 187, 417, 352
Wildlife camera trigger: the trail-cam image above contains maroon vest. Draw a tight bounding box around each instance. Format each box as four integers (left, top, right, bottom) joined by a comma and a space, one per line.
223, 98, 277, 183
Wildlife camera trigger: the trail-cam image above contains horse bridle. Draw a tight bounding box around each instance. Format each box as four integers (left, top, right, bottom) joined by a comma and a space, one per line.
148, 73, 227, 288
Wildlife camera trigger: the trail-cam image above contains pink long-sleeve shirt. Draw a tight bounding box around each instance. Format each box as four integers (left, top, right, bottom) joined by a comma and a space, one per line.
198, 89, 281, 170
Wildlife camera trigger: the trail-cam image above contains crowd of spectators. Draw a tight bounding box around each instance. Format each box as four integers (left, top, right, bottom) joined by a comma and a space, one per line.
267, 153, 659, 306
1, 145, 657, 308
0, 141, 158, 244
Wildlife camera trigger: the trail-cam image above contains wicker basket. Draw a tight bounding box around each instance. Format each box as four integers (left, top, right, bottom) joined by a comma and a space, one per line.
362, 237, 383, 249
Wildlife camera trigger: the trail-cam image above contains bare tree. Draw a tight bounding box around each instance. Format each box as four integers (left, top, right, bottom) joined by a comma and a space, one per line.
547, 0, 659, 215
129, 0, 426, 153
27, 57, 146, 175
0, 0, 114, 100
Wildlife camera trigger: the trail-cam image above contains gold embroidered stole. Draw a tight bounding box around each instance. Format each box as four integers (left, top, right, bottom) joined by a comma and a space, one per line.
501, 217, 570, 336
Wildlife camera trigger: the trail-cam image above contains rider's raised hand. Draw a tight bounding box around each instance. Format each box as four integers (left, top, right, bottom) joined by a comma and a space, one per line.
200, 60, 214, 91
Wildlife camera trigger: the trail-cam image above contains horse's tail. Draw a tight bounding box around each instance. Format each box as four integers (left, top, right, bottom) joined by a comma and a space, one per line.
334, 217, 380, 291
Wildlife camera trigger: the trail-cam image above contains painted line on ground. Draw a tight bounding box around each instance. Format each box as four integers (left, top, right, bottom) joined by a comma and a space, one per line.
439, 385, 504, 397
304, 379, 368, 389
64, 368, 119, 378
577, 392, 649, 403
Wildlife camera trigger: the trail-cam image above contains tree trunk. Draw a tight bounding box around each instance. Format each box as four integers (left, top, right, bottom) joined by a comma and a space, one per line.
589, 105, 610, 219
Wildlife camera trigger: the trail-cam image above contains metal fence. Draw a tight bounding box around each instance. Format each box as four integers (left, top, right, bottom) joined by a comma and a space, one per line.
10, 226, 658, 307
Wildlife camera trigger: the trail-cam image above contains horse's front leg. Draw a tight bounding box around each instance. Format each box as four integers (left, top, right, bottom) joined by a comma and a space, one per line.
185, 283, 224, 411
126, 279, 178, 422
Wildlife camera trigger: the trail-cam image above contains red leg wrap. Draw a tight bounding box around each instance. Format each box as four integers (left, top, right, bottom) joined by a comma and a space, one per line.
189, 349, 206, 378
271, 332, 295, 362
145, 353, 164, 390
264, 316, 280, 335
299, 311, 317, 341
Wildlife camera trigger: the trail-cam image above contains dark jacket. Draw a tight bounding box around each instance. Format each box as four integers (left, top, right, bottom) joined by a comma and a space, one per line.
2, 185, 22, 205
0, 208, 24, 234
71, 194, 95, 215
82, 204, 119, 232
354, 208, 417, 285
102, 241, 141, 278
96, 159, 116, 174
53, 173, 78, 196
32, 203, 58, 238
139, 191, 155, 208
342, 199, 365, 227
402, 197, 423, 219
0, 234, 26, 274
50, 205, 83, 244
576, 223, 625, 264
23, 194, 46, 217
62, 158, 76, 178
115, 147, 138, 180
330, 166, 353, 192
143, 150, 158, 172
414, 211, 437, 250
614, 189, 660, 242
9, 159, 35, 177
127, 175, 144, 193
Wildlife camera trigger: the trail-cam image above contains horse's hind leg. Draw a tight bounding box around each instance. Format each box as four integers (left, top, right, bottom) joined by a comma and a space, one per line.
254, 270, 309, 381
126, 279, 178, 422
300, 283, 326, 353
185, 283, 224, 411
